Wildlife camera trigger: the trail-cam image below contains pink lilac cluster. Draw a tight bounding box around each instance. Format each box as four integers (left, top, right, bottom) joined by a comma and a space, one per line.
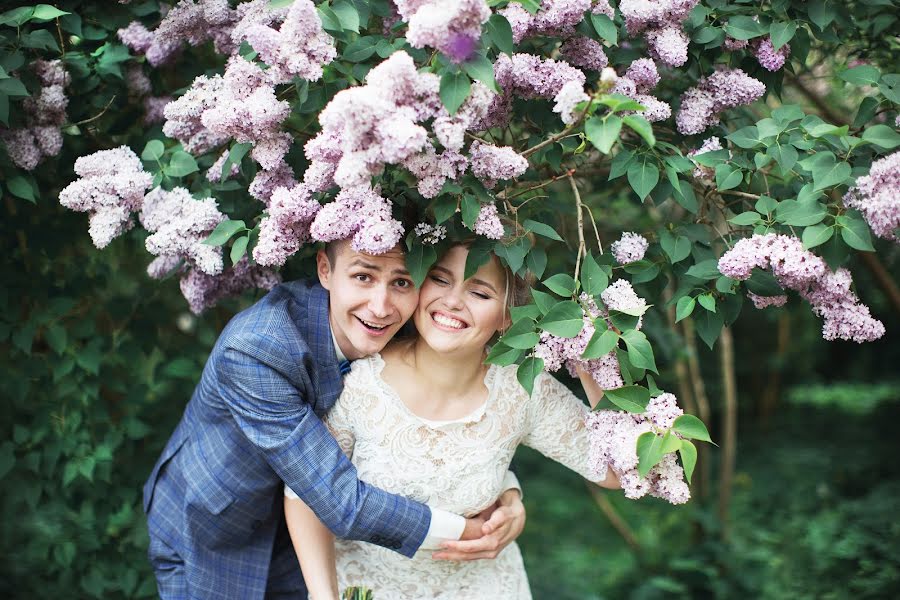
138, 187, 226, 277
395, 0, 490, 63
58, 147, 153, 249
468, 140, 529, 188
723, 35, 749, 51
718, 234, 885, 342
1, 60, 69, 170
180, 257, 280, 314
612, 58, 671, 122
501, 0, 590, 44
473, 203, 505, 239
619, 0, 700, 67
676, 68, 766, 135
413, 222, 447, 245
560, 36, 609, 72
309, 185, 405, 254
207, 150, 241, 183
748, 292, 788, 309
492, 53, 588, 126
843, 150, 900, 243
433, 82, 496, 151
402, 146, 468, 198
241, 0, 336, 84
585, 405, 690, 504
123, 64, 172, 125
687, 136, 724, 179
254, 183, 321, 267
752, 37, 791, 72
162, 74, 229, 154
611, 232, 650, 264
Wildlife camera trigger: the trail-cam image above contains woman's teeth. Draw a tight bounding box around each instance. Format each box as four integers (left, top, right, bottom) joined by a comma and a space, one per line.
433, 313, 466, 329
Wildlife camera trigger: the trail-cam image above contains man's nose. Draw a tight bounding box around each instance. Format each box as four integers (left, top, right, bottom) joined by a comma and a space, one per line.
368, 285, 392, 318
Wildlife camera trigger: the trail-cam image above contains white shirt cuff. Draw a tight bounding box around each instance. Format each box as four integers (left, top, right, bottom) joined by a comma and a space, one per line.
419, 508, 466, 550
501, 470, 523, 500
284, 484, 299, 500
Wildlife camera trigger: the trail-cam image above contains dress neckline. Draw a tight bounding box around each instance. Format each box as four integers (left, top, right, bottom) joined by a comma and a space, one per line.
366, 353, 499, 428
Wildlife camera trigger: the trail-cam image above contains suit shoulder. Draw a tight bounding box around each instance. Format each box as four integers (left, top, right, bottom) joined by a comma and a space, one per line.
219, 279, 319, 350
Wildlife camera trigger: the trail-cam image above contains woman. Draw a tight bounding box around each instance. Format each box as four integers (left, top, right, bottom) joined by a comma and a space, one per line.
285, 243, 621, 599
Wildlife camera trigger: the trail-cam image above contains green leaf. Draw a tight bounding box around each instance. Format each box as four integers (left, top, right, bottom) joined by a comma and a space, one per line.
343, 37, 377, 62
837, 213, 875, 252
769, 22, 797, 51
726, 126, 761, 149
167, 151, 199, 178
432, 195, 457, 224
141, 140, 165, 162
543, 273, 576, 296
585, 115, 622, 154
807, 0, 836, 31
697, 294, 716, 313
406, 241, 438, 287
675, 296, 696, 322
839, 65, 882, 86
531, 289, 556, 314
31, 5, 70, 21
714, 164, 743, 191
331, 0, 360, 32
0, 78, 28, 97
590, 13, 617, 44
620, 329, 658, 373
627, 158, 659, 201
728, 211, 761, 226
755, 195, 778, 214
767, 143, 799, 173
527, 247, 547, 279
485, 343, 523, 367
502, 318, 540, 350
7, 175, 35, 203
464, 237, 493, 279
693, 309, 724, 349
204, 220, 246, 246
45, 323, 67, 355
461, 54, 498, 92
862, 124, 900, 150
773, 104, 805, 124
878, 74, 900, 104
623, 115, 655, 147
230, 235, 249, 265
691, 148, 729, 167
518, 0, 541, 14
523, 219, 563, 241
776, 198, 827, 227
679, 439, 697, 484
580, 253, 609, 296
599, 94, 647, 113
517, 357, 544, 396
440, 71, 471, 115
460, 194, 480, 229
486, 14, 514, 54
673, 414, 713, 443
661, 234, 691, 263
685, 259, 720, 280
802, 224, 835, 249
812, 160, 851, 192
581, 328, 618, 359
725, 15, 767, 40
538, 301, 584, 338
605, 385, 651, 413
636, 432, 665, 477
661, 430, 682, 454
0, 7, 35, 27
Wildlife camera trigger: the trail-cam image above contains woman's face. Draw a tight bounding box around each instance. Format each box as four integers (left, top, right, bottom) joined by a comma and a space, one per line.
414, 245, 510, 356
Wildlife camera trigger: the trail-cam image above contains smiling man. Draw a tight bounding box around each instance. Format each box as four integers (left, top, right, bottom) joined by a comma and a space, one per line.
143, 239, 525, 600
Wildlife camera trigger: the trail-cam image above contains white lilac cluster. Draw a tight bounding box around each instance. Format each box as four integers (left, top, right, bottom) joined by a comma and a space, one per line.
139, 187, 226, 278
413, 222, 447, 245
612, 58, 671, 122
501, 0, 592, 44
492, 53, 588, 126
718, 234, 885, 342
473, 203, 505, 239
58, 147, 153, 249
611, 232, 650, 264
752, 36, 791, 72
676, 68, 766, 135
180, 257, 281, 315
585, 393, 690, 504
253, 183, 321, 267
1, 60, 69, 170
687, 136, 724, 180
308, 186, 405, 255
395, 0, 490, 63
843, 150, 900, 243
468, 140, 529, 188
619, 0, 700, 67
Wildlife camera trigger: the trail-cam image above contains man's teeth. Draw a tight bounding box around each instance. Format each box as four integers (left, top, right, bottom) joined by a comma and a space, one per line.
433, 313, 466, 329
359, 318, 387, 330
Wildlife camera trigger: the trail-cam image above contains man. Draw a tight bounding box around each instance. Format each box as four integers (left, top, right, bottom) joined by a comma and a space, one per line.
144, 239, 526, 599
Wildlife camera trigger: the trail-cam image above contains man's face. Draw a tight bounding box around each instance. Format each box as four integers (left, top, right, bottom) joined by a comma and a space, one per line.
317, 240, 419, 360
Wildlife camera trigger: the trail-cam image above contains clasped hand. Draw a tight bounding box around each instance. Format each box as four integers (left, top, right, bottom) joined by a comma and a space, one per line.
431, 489, 526, 561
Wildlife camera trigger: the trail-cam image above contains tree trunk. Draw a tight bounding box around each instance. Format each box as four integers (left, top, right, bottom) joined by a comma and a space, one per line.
681, 316, 712, 499
717, 326, 738, 540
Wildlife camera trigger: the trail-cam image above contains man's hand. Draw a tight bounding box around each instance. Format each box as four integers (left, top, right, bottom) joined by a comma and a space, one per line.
432, 489, 526, 561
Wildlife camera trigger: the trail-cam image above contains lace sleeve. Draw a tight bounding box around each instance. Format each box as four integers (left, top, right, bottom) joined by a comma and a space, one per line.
521, 372, 605, 483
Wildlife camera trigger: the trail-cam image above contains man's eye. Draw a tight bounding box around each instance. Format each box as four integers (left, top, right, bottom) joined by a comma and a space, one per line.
395, 279, 412, 288
355, 274, 370, 282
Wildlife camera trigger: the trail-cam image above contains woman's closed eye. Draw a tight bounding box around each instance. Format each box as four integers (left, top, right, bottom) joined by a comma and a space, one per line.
429, 274, 450, 286
470, 289, 491, 300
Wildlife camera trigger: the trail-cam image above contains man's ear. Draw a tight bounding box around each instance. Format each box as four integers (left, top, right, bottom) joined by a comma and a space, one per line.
316, 249, 332, 290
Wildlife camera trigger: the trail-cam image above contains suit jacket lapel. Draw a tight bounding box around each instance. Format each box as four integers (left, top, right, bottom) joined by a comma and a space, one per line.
300, 283, 343, 412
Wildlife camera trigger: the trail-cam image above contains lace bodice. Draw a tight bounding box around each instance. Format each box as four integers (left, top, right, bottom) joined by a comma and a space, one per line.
324, 354, 602, 599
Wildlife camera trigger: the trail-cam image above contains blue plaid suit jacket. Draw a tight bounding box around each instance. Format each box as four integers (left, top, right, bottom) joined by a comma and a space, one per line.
143, 280, 431, 599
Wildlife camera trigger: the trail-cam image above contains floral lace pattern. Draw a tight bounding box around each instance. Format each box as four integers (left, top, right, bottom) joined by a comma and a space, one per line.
326, 354, 600, 599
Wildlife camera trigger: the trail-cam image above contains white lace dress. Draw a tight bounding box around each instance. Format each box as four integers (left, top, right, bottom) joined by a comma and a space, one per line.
323, 355, 604, 600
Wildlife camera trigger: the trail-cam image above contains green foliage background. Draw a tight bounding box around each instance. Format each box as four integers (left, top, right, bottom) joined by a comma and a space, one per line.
1, 1, 899, 599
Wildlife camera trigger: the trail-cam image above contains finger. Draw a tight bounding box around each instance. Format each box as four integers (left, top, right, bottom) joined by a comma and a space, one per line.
439, 537, 499, 554
432, 550, 499, 561
484, 508, 509, 530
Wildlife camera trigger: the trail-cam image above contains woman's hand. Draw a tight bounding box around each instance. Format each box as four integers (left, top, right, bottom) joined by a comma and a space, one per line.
575, 364, 605, 409
432, 489, 526, 561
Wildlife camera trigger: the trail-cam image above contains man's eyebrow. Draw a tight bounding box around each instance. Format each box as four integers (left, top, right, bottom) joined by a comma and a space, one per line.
348, 258, 410, 276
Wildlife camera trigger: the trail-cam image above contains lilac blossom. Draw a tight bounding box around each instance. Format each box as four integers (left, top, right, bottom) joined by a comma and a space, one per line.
468, 141, 528, 188
473, 203, 504, 239
611, 59, 671, 123
688, 136, 724, 179
162, 74, 229, 154
500, 0, 592, 44
646, 25, 690, 67
254, 183, 322, 266
492, 53, 587, 126
58, 147, 153, 249
139, 187, 226, 276
560, 36, 609, 72
611, 232, 650, 264
396, 0, 490, 63
676, 69, 766, 135
843, 150, 900, 243
180, 257, 280, 314
718, 234, 885, 342
309, 186, 404, 255
433, 82, 496, 151
619, 0, 699, 67
748, 293, 788, 309
752, 37, 791, 72
414, 222, 447, 245
249, 161, 298, 203
402, 147, 467, 198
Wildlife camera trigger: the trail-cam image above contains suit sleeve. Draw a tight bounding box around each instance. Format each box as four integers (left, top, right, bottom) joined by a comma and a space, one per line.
216, 333, 430, 558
